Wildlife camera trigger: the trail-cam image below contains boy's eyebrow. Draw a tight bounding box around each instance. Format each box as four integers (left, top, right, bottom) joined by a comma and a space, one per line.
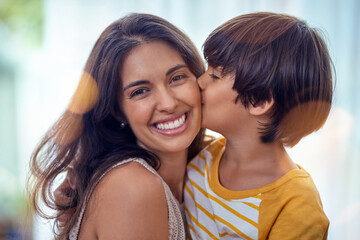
123, 80, 150, 91
166, 64, 187, 76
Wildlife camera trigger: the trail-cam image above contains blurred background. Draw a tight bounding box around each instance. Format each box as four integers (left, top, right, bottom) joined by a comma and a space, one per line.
0, 0, 359, 239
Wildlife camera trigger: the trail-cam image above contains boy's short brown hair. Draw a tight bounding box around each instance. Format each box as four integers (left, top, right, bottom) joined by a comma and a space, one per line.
204, 12, 334, 147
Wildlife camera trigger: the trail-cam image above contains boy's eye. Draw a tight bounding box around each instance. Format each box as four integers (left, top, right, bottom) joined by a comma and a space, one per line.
209, 73, 220, 80
129, 88, 149, 98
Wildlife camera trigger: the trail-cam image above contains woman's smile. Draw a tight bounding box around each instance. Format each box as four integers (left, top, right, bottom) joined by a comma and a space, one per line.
151, 112, 189, 135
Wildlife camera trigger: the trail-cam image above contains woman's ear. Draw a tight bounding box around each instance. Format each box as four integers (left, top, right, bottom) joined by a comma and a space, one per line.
111, 108, 127, 124
248, 97, 274, 116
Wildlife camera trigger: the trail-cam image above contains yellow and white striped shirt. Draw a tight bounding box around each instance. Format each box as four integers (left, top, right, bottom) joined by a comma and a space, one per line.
184, 137, 329, 240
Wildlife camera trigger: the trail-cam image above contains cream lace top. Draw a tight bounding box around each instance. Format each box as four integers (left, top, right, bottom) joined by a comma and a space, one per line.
69, 158, 186, 240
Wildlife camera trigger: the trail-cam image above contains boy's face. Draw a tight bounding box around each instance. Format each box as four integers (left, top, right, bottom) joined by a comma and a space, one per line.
197, 66, 250, 135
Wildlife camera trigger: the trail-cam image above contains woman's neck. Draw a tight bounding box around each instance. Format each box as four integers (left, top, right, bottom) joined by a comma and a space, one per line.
156, 150, 188, 203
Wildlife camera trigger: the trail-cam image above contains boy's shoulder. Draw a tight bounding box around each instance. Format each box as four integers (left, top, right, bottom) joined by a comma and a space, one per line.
260, 166, 329, 239
261, 165, 327, 218
268, 165, 322, 203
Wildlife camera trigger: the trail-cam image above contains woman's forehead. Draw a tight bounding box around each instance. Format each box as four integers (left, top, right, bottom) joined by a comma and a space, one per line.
121, 41, 186, 82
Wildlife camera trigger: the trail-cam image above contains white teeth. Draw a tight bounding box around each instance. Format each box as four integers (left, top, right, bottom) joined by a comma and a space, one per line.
174, 120, 180, 128
156, 114, 186, 130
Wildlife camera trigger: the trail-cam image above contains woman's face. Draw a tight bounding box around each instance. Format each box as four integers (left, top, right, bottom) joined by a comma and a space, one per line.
121, 41, 201, 156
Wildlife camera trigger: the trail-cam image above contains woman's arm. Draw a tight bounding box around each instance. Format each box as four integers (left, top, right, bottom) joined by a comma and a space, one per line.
79, 161, 169, 240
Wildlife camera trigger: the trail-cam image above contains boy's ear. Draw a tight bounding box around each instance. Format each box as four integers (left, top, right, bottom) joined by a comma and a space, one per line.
248, 97, 274, 116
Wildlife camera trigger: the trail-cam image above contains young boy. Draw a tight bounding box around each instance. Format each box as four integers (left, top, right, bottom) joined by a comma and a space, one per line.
184, 12, 333, 239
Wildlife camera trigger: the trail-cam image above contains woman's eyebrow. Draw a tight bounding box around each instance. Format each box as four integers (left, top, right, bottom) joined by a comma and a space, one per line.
123, 64, 187, 91
123, 80, 150, 91
166, 64, 187, 76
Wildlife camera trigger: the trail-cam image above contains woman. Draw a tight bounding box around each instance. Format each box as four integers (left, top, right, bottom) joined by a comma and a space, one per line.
28, 13, 205, 239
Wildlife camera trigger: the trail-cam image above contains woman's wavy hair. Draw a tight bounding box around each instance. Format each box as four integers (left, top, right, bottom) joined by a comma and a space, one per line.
28, 13, 205, 239
204, 12, 334, 147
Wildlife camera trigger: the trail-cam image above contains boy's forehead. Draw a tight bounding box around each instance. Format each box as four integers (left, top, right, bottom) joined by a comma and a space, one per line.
212, 65, 235, 76
208, 65, 223, 71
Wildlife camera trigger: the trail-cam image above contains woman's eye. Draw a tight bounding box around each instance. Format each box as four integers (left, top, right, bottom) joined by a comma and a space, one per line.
170, 74, 187, 83
209, 73, 220, 80
130, 88, 149, 98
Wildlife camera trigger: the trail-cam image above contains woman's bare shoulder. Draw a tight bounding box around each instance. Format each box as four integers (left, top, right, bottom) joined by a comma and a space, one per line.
80, 160, 168, 239
93, 160, 166, 209
100, 160, 163, 191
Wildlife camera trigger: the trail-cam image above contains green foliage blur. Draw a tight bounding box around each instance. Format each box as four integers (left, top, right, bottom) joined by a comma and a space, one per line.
0, 0, 43, 47
0, 0, 43, 238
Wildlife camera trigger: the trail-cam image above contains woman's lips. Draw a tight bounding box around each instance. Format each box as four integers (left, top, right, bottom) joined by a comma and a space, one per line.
151, 112, 190, 136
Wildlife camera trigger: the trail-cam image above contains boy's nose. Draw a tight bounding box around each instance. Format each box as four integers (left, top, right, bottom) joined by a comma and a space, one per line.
197, 73, 207, 90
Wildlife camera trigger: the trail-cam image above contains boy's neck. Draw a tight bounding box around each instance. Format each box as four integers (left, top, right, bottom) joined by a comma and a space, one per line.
219, 135, 297, 191
223, 136, 284, 164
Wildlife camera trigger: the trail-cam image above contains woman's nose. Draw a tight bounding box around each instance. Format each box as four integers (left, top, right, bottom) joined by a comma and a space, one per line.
156, 88, 178, 112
